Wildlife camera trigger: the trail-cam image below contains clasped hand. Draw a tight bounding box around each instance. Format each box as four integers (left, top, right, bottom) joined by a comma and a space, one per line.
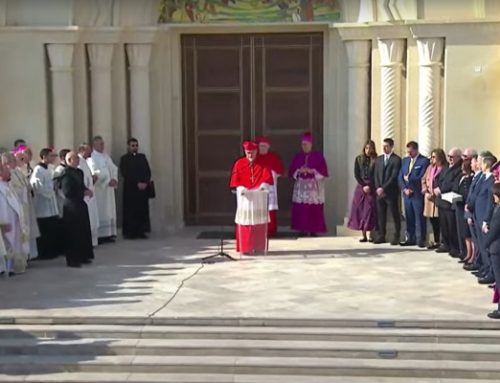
300, 166, 313, 175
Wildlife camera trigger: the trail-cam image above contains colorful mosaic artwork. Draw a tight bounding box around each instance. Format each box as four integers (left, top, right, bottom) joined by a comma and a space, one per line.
159, 0, 340, 23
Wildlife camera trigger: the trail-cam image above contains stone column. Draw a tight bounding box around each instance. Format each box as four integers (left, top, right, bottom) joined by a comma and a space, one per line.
378, 39, 405, 147
126, 44, 152, 157
87, 44, 114, 152
47, 44, 75, 150
357, 0, 375, 22
345, 40, 371, 218
417, 38, 444, 156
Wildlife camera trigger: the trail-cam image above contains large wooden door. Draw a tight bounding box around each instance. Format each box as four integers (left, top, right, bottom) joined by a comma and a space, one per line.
182, 33, 323, 225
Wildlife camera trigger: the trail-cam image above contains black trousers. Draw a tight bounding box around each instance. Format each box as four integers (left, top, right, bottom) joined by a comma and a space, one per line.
439, 207, 459, 253
429, 217, 440, 244
455, 205, 470, 257
376, 196, 401, 242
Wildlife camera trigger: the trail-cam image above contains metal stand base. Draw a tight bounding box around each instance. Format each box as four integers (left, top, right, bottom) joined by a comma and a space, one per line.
202, 227, 237, 264
202, 251, 236, 264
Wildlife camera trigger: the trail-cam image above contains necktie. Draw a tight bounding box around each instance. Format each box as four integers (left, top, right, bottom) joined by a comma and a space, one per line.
409, 157, 415, 173
384, 155, 389, 167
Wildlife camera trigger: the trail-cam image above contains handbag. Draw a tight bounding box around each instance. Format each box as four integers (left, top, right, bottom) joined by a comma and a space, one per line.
147, 180, 156, 199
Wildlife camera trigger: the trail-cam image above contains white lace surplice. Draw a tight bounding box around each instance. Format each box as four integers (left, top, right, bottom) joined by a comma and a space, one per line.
292, 170, 325, 205
235, 188, 269, 226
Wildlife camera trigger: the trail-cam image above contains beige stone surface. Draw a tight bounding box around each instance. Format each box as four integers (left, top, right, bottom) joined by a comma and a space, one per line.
0, 231, 495, 321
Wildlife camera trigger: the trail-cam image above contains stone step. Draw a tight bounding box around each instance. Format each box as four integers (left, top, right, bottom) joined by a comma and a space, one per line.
1, 316, 499, 329
1, 355, 500, 379
1, 324, 500, 343
1, 373, 500, 383
2, 338, 500, 361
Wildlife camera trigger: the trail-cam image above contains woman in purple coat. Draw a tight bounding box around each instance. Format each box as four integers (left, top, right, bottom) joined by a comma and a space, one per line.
347, 140, 378, 242
289, 132, 329, 236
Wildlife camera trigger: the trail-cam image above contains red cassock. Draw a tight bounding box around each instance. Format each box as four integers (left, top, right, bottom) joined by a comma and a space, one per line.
230, 157, 273, 253
256, 152, 285, 237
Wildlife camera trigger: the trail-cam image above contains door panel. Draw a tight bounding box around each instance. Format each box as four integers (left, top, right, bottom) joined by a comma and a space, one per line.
182, 33, 323, 226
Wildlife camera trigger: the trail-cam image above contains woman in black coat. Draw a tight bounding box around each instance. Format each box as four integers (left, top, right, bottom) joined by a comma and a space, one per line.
453, 160, 473, 263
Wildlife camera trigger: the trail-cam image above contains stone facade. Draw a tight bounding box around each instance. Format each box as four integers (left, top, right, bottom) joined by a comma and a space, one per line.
0, 0, 499, 233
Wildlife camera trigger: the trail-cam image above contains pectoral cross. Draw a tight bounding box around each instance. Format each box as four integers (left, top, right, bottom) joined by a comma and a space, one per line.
250, 164, 255, 184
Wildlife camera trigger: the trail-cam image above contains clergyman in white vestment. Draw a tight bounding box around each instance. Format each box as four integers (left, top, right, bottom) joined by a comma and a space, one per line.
0, 165, 29, 274
88, 136, 118, 241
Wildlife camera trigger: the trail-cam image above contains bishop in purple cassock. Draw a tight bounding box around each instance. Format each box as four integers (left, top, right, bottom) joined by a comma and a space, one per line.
288, 132, 329, 236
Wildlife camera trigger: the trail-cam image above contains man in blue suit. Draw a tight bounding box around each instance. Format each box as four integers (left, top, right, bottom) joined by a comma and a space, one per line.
399, 141, 430, 248
472, 154, 497, 285
464, 149, 483, 272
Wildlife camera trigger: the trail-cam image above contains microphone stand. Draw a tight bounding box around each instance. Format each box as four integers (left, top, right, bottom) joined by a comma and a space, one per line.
202, 224, 236, 263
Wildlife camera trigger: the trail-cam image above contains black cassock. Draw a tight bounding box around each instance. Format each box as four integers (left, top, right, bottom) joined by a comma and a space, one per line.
61, 167, 94, 266
119, 152, 152, 238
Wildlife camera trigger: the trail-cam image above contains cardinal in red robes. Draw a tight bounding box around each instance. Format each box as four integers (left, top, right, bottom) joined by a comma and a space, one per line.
230, 141, 273, 254
255, 136, 285, 237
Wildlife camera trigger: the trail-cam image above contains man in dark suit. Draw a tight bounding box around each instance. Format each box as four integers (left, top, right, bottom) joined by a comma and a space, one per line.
119, 138, 153, 240
463, 149, 482, 271
472, 154, 497, 285
398, 141, 430, 248
484, 183, 500, 319
374, 138, 402, 245
435, 147, 463, 257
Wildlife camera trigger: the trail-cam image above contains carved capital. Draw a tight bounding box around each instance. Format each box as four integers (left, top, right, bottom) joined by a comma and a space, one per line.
378, 39, 405, 67
417, 38, 444, 67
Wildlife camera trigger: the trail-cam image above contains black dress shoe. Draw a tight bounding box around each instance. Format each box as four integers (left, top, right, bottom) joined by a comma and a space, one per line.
390, 240, 399, 246
400, 241, 416, 247
472, 271, 484, 277
368, 238, 374, 243
463, 263, 479, 271
487, 310, 500, 319
359, 238, 368, 243
427, 243, 439, 250
449, 251, 461, 258
417, 241, 426, 249
478, 277, 495, 285
464, 263, 479, 271
81, 259, 92, 265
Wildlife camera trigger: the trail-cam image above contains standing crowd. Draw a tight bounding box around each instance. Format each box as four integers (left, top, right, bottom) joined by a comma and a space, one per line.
0, 136, 153, 275
347, 138, 500, 319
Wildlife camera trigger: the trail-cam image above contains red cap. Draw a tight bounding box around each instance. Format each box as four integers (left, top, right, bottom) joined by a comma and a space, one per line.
256, 136, 271, 145
242, 141, 258, 151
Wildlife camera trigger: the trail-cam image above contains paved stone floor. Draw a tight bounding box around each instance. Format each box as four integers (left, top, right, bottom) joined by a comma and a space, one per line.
0, 229, 495, 321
